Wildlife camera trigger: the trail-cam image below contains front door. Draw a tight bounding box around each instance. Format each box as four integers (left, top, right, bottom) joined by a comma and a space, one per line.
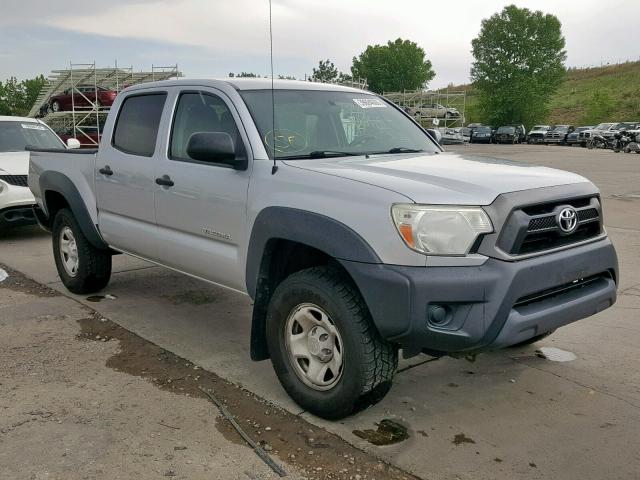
95, 91, 168, 258
153, 88, 251, 292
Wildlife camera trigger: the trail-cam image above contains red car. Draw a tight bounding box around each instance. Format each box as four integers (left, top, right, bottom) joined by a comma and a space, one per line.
49, 86, 117, 112
57, 125, 103, 148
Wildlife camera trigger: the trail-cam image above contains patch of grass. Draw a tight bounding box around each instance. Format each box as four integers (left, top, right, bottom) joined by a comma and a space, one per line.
445, 61, 640, 126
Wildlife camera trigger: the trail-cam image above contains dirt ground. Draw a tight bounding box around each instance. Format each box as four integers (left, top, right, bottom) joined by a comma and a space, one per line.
0, 265, 415, 480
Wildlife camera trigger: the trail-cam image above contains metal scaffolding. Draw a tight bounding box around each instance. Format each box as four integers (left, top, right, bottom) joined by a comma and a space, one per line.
382, 89, 466, 129
29, 62, 182, 147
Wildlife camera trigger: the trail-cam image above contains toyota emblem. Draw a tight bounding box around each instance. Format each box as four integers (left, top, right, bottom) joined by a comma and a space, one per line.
557, 207, 578, 234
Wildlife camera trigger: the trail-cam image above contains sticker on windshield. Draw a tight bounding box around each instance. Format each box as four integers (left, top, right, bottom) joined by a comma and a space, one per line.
21, 123, 47, 131
353, 98, 387, 109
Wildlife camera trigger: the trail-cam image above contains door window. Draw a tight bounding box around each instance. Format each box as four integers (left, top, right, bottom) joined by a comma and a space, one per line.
112, 93, 167, 157
169, 91, 245, 162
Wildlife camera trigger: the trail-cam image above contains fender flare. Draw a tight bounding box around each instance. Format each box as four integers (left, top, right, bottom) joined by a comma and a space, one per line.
39, 171, 109, 250
245, 207, 381, 361
245, 207, 381, 298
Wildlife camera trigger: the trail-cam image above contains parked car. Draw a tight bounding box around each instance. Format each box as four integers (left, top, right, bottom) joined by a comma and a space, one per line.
460, 127, 471, 142
438, 127, 464, 145
28, 78, 618, 419
527, 125, 552, 144
0, 116, 77, 229
470, 125, 493, 143
58, 125, 104, 148
603, 122, 640, 141
49, 86, 118, 112
566, 126, 593, 146
579, 123, 616, 144
495, 126, 518, 144
411, 103, 461, 119
544, 125, 575, 145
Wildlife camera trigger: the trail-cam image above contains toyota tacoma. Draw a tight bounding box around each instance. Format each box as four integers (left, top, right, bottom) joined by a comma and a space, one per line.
28, 79, 618, 419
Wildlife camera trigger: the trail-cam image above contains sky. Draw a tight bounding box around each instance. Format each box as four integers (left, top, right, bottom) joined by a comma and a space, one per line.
1, 0, 639, 89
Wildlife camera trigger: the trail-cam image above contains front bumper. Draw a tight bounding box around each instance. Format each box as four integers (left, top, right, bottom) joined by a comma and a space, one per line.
342, 238, 618, 357
0, 205, 37, 228
0, 183, 37, 229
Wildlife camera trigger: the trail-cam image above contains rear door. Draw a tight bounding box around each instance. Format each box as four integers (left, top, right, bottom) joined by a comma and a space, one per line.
95, 91, 168, 258
153, 88, 251, 291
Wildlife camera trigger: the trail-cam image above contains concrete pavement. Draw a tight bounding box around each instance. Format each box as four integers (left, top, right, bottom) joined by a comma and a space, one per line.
1, 144, 639, 479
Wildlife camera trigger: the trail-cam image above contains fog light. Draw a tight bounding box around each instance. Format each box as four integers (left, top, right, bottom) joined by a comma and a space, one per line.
428, 304, 451, 326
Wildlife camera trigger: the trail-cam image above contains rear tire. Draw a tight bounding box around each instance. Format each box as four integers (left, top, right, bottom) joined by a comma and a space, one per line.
266, 266, 397, 419
52, 208, 112, 294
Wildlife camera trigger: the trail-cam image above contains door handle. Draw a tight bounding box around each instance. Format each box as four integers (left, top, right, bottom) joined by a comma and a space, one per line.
155, 175, 174, 187
98, 165, 113, 176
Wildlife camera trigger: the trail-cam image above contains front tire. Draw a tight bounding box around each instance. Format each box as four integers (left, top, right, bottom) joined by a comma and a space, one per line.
52, 208, 112, 294
266, 266, 397, 419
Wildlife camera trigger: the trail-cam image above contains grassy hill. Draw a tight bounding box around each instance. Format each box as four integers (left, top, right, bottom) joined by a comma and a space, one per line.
450, 61, 640, 126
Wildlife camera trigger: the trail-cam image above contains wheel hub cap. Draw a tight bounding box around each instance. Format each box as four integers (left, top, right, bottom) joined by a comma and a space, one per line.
59, 226, 79, 277
307, 325, 333, 362
285, 303, 344, 391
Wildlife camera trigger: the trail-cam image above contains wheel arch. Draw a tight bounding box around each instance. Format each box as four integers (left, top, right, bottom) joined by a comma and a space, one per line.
39, 171, 108, 250
246, 207, 381, 361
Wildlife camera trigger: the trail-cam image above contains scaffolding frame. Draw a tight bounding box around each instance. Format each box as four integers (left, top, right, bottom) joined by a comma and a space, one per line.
29, 62, 181, 147
382, 89, 466, 129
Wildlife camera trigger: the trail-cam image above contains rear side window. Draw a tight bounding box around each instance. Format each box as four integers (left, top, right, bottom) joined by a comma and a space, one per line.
112, 93, 167, 157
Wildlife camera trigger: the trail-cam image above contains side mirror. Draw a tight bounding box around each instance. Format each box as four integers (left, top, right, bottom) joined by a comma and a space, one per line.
66, 138, 81, 149
187, 132, 246, 170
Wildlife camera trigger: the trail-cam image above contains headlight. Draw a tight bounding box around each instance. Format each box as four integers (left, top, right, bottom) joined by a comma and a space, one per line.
391, 204, 493, 256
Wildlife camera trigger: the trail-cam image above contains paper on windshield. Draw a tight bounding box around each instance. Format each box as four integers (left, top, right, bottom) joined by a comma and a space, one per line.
21, 123, 47, 131
353, 98, 387, 109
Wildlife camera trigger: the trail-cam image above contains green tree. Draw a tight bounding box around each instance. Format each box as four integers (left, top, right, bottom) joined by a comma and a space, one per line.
351, 38, 435, 93
0, 75, 46, 116
470, 5, 566, 127
311, 59, 339, 83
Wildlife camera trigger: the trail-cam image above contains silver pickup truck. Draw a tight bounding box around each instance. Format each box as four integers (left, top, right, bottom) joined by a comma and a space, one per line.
28, 79, 618, 419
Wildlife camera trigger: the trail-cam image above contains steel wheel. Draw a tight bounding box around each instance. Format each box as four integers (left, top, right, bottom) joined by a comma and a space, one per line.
285, 303, 344, 391
59, 226, 79, 277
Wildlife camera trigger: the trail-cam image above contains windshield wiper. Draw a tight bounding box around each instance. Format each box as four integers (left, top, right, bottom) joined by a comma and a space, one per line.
387, 147, 424, 154
366, 147, 425, 155
280, 150, 361, 160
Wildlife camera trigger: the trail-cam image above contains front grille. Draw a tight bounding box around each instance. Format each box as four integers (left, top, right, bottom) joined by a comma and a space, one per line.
498, 196, 603, 256
514, 272, 612, 310
0, 175, 28, 187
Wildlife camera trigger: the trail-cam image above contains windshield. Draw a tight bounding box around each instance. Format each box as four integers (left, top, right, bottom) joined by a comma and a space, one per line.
614, 123, 636, 130
497, 126, 515, 133
0, 121, 64, 152
475, 126, 492, 133
553, 126, 569, 132
532, 125, 550, 131
239, 90, 439, 159
594, 123, 615, 130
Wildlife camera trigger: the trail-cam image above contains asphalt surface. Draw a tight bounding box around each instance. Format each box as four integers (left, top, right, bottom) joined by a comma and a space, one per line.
1, 144, 639, 479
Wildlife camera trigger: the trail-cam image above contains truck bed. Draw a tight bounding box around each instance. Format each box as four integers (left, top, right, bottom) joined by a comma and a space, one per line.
27, 147, 99, 225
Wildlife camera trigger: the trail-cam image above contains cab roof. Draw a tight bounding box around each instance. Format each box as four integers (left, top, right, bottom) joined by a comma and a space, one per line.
124, 78, 372, 94
0, 115, 42, 123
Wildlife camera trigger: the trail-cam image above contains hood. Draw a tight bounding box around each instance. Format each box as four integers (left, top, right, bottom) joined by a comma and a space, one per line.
282, 152, 588, 205
0, 151, 30, 175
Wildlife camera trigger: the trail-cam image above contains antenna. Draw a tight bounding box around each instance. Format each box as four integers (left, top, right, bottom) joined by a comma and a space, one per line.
269, 0, 278, 174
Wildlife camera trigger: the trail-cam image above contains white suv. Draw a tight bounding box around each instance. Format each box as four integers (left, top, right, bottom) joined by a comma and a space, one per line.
0, 116, 72, 229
